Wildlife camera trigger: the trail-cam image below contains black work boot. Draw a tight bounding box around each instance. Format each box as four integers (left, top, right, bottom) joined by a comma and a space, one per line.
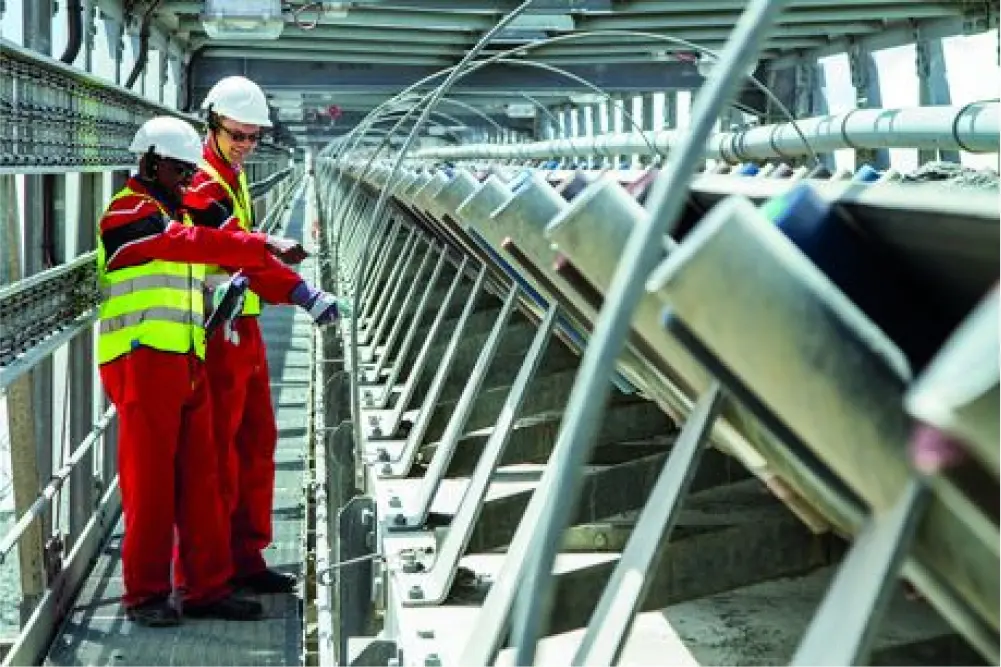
232, 568, 297, 594
126, 596, 181, 627
183, 593, 263, 621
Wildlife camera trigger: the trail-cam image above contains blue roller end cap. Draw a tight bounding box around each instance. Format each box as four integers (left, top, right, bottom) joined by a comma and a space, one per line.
760, 183, 860, 291
761, 182, 833, 243
736, 163, 760, 176
853, 164, 881, 182
510, 168, 534, 194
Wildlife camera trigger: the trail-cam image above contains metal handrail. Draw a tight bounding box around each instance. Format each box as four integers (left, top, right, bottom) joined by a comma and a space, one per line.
1, 169, 303, 388
0, 406, 115, 563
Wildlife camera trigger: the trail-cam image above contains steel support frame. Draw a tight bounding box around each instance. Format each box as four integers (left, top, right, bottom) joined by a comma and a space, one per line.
364, 246, 449, 395
394, 303, 560, 607
322, 91, 999, 662
387, 283, 520, 528
362, 241, 439, 396
367, 266, 486, 457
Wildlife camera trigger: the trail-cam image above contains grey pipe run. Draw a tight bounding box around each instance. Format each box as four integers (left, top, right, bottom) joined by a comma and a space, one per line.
413, 102, 1000, 162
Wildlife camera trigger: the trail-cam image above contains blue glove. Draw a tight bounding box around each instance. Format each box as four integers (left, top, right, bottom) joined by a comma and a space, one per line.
289, 281, 350, 325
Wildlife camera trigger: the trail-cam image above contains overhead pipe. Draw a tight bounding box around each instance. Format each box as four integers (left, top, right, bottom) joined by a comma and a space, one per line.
414, 102, 1000, 162
59, 0, 84, 64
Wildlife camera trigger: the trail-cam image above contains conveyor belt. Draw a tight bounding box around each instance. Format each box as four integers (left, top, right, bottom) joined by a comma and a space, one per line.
314, 161, 999, 666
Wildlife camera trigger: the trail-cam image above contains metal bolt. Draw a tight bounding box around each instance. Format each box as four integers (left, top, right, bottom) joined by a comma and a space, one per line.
408, 585, 424, 600
593, 531, 608, 549
417, 628, 435, 639
393, 514, 407, 526
388, 495, 402, 508
424, 653, 441, 666
381, 464, 393, 476
377, 448, 390, 462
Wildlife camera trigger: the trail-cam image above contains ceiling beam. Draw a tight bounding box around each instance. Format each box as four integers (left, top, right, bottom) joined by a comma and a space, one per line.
179, 9, 495, 33
611, 0, 956, 12
524, 36, 835, 56
577, 3, 962, 30
196, 39, 467, 57
191, 59, 704, 95
191, 25, 479, 47
768, 14, 971, 68
198, 49, 454, 66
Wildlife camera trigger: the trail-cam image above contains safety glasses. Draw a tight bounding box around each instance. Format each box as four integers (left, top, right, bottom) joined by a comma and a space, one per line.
161, 159, 197, 181
218, 124, 262, 144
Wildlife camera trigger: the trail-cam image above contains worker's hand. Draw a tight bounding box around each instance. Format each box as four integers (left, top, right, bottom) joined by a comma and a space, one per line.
266, 236, 309, 264
290, 281, 350, 325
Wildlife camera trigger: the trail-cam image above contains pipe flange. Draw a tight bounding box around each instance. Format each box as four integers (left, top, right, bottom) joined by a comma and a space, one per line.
768, 124, 794, 161
951, 101, 980, 154
839, 108, 863, 151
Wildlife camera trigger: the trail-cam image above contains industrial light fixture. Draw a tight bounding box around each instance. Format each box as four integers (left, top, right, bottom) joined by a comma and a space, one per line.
429, 125, 470, 136
202, 0, 285, 40
569, 93, 605, 105
507, 13, 575, 31
506, 103, 537, 119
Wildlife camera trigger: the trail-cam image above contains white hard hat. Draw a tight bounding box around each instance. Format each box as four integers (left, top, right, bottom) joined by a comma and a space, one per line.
129, 116, 203, 166
201, 75, 273, 128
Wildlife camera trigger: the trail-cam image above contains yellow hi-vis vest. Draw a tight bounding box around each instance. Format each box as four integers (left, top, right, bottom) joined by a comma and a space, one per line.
96, 187, 206, 364
201, 162, 262, 316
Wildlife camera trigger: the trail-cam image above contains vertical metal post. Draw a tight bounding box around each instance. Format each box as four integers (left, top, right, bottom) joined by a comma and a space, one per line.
915, 33, 959, 164
663, 90, 678, 130
158, 48, 168, 105
113, 18, 124, 86
798, 60, 836, 171
640, 93, 655, 166
848, 43, 890, 170
589, 103, 602, 168
68, 173, 98, 549
83, 0, 96, 72
22, 0, 56, 582
610, 95, 625, 167
2, 174, 47, 623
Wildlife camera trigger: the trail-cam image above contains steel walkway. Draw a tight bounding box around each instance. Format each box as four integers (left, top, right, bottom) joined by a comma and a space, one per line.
42, 196, 313, 667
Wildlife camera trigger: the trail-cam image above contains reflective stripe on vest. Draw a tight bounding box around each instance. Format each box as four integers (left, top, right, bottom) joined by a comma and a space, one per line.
97, 187, 207, 364
100, 307, 206, 335
101, 273, 203, 299
200, 162, 262, 316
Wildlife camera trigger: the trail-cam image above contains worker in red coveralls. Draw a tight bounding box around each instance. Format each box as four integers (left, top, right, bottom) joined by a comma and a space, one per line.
97, 116, 343, 627
184, 76, 347, 594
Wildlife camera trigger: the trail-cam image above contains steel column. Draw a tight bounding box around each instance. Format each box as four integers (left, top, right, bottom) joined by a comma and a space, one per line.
67, 173, 98, 549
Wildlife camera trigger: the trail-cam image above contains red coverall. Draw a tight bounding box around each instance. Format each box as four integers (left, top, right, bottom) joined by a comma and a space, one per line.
184, 145, 300, 578
98, 177, 299, 608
